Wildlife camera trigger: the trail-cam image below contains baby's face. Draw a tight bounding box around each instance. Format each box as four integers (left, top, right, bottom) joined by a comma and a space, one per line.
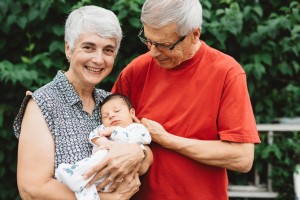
101, 98, 135, 128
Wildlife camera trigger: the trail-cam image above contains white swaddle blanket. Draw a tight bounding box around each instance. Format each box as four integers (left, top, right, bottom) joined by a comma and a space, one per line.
55, 123, 151, 200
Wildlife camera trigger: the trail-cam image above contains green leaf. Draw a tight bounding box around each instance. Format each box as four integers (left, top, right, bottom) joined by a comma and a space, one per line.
0, 1, 8, 18
117, 9, 128, 20
129, 1, 140, 13
6, 15, 17, 26
253, 5, 263, 18
52, 25, 64, 36
16, 16, 27, 29
292, 61, 300, 73
49, 41, 64, 53
260, 54, 272, 66
28, 9, 39, 22
25, 43, 35, 52
278, 62, 292, 75
42, 58, 53, 69
21, 56, 31, 64
129, 18, 140, 28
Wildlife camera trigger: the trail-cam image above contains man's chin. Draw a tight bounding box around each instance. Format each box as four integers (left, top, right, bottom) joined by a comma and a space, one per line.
156, 60, 175, 69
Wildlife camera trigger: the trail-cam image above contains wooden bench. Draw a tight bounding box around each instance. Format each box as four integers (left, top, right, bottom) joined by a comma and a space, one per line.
228, 124, 300, 199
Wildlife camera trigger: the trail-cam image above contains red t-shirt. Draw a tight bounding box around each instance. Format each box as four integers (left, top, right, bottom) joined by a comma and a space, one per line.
112, 41, 261, 200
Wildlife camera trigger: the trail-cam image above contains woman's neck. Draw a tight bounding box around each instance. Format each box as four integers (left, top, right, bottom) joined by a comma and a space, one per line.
65, 71, 96, 114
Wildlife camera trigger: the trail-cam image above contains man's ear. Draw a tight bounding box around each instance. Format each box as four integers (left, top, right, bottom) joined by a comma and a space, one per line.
192, 28, 201, 44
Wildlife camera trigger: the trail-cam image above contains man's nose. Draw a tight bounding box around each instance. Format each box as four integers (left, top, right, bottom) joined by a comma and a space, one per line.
149, 44, 161, 58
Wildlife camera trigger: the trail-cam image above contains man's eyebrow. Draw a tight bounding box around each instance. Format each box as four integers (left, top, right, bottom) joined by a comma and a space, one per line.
144, 37, 172, 46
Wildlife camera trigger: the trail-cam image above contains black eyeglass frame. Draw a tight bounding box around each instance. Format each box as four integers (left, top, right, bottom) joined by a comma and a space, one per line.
138, 26, 186, 51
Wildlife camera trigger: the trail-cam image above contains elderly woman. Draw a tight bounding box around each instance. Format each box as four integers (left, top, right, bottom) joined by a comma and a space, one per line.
13, 5, 150, 200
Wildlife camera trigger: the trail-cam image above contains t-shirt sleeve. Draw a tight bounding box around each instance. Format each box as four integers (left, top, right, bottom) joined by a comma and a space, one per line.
111, 66, 132, 97
217, 71, 260, 143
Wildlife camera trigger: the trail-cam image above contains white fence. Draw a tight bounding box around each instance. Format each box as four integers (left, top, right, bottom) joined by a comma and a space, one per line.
228, 124, 300, 199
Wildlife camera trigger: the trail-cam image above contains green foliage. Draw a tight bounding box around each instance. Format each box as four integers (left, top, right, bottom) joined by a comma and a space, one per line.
202, 0, 300, 123
200, 1, 300, 199
254, 132, 300, 199
0, 0, 299, 199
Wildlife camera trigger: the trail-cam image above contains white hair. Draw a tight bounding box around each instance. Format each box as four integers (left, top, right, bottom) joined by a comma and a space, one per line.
64, 5, 122, 53
141, 0, 202, 36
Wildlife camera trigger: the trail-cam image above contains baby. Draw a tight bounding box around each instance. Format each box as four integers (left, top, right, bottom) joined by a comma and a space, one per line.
55, 94, 151, 200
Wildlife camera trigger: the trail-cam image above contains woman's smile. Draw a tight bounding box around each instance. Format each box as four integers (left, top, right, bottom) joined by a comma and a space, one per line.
85, 66, 104, 73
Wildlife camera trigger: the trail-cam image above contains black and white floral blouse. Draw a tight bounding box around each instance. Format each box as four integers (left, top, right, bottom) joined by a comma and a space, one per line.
13, 71, 110, 169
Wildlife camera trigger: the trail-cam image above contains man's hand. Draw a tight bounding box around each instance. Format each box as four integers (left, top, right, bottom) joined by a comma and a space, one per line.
141, 118, 169, 145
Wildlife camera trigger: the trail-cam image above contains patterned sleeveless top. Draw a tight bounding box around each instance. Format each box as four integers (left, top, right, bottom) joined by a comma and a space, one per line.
13, 71, 110, 169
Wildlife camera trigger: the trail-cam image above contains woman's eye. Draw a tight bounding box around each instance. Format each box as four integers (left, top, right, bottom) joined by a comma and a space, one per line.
83, 45, 94, 52
104, 48, 115, 55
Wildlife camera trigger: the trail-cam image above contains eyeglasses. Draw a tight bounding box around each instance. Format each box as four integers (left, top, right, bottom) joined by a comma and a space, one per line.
138, 26, 186, 51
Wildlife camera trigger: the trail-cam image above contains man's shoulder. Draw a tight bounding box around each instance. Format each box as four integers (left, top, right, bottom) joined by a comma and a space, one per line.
202, 43, 243, 73
128, 53, 153, 68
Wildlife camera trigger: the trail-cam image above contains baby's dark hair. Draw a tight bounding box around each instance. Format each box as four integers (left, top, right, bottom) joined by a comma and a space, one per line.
101, 93, 132, 110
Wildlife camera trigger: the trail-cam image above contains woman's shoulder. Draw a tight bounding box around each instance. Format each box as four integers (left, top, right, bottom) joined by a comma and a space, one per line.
94, 88, 111, 104
94, 88, 110, 97
31, 82, 61, 108
34, 81, 57, 97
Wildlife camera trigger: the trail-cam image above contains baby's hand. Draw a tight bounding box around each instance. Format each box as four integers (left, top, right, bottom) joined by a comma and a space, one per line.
98, 126, 116, 137
96, 137, 111, 150
92, 136, 114, 151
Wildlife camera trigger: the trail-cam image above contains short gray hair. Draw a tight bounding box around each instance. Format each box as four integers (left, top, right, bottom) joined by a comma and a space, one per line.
141, 0, 202, 36
65, 5, 122, 53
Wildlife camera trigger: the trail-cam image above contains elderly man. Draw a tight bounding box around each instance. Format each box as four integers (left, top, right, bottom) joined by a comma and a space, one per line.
112, 0, 261, 199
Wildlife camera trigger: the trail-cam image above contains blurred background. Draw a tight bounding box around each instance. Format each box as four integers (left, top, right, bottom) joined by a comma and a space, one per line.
0, 0, 299, 199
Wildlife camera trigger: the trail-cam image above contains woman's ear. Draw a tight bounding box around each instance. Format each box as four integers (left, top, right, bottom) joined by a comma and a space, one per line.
65, 42, 71, 61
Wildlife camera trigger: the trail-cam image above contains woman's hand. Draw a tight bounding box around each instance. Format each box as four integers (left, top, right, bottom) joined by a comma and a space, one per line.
84, 142, 143, 190
114, 173, 140, 199
25, 90, 32, 96
99, 173, 140, 200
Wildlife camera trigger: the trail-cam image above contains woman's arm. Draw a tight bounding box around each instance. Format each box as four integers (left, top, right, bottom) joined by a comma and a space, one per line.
18, 98, 142, 200
138, 145, 153, 175
17, 99, 76, 199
